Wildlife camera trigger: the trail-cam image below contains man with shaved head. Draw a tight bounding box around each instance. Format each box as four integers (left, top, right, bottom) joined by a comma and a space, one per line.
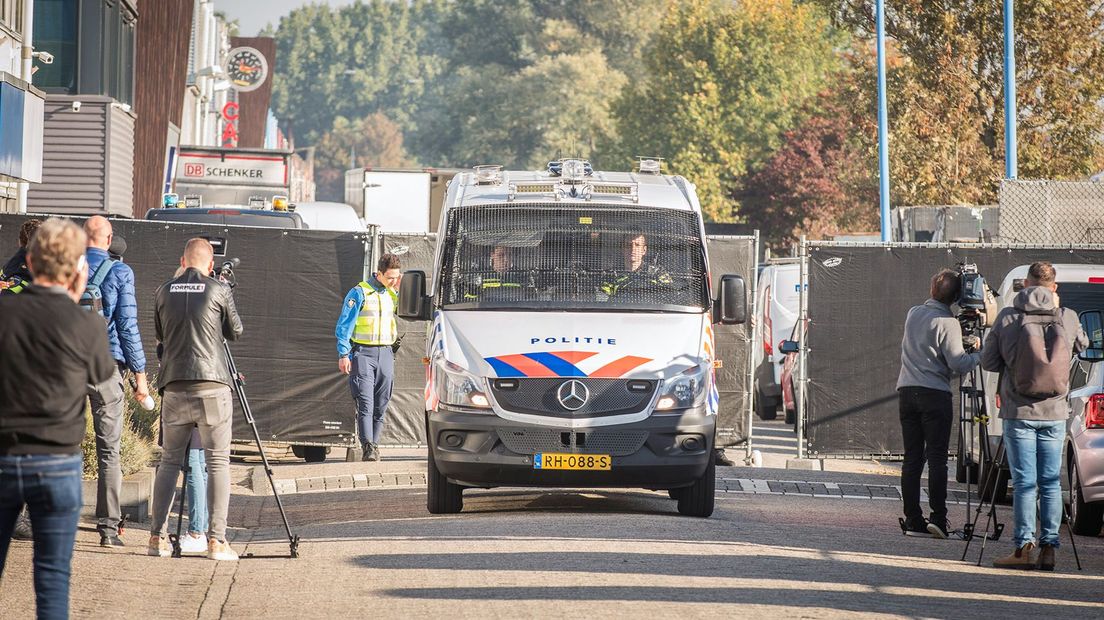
151, 238, 243, 560
82, 215, 149, 548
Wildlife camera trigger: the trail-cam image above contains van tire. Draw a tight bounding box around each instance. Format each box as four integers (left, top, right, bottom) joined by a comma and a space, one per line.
784, 406, 795, 425
427, 450, 463, 514
677, 451, 715, 518
755, 392, 778, 421
292, 445, 329, 463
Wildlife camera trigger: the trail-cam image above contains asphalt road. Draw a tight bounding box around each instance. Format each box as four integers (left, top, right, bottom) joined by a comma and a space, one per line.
3, 475, 1103, 619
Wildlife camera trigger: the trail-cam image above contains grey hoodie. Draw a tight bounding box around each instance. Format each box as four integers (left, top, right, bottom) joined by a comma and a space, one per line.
981, 286, 1088, 421
897, 299, 981, 393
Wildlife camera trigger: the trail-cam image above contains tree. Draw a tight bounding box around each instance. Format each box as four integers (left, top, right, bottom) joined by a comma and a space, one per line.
270, 1, 447, 145
415, 19, 627, 168
811, 0, 1104, 204
313, 113, 416, 201
742, 67, 880, 247
602, 0, 842, 221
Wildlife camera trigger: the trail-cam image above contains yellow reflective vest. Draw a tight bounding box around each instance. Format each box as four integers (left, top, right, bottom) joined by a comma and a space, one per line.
352, 280, 398, 346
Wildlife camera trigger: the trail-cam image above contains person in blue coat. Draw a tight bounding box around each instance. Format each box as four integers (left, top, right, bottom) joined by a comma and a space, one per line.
83, 216, 150, 547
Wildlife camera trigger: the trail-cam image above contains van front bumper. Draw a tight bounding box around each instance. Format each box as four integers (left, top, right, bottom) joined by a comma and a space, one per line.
427, 406, 715, 489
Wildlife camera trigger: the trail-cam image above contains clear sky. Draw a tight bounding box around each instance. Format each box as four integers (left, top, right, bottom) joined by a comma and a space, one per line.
219, 0, 357, 37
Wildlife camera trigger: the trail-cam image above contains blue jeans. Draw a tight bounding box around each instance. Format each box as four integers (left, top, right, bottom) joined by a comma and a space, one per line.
1003, 419, 1064, 548
349, 345, 394, 445
0, 453, 83, 620
185, 447, 208, 535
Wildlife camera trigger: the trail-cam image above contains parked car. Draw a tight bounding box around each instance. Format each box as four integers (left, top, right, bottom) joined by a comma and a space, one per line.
779, 321, 806, 429
753, 260, 801, 420
1064, 309, 1104, 535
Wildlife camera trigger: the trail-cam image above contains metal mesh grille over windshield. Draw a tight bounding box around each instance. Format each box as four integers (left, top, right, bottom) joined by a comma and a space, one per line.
439, 205, 707, 310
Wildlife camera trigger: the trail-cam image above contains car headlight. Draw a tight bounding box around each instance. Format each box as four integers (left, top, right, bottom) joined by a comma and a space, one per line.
655, 363, 709, 411
434, 359, 491, 410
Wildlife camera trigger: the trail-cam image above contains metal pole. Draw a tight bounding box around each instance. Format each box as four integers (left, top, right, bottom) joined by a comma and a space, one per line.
876, 0, 891, 242
17, 1, 35, 214
745, 230, 760, 464
796, 236, 808, 459
1003, 0, 1017, 179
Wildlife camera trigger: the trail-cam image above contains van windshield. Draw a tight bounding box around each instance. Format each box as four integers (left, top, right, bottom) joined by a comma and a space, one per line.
439, 205, 708, 311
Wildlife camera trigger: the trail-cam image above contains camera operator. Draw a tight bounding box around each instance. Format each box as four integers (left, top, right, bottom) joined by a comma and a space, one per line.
0, 218, 114, 619
982, 262, 1086, 570
149, 238, 243, 561
896, 268, 982, 538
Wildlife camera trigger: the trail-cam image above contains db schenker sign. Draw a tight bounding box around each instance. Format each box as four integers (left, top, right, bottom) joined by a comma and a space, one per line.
175, 147, 289, 188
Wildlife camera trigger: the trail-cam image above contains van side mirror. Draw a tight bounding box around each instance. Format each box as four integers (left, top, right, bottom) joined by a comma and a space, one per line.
779, 340, 800, 355
1078, 310, 1104, 362
398, 270, 431, 320
714, 274, 747, 325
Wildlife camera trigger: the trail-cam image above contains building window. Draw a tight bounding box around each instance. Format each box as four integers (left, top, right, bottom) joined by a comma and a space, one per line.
100, 0, 135, 105
33, 0, 78, 91
0, 1, 25, 37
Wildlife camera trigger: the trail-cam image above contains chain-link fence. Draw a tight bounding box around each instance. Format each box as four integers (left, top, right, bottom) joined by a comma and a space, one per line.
999, 179, 1104, 244
893, 205, 997, 242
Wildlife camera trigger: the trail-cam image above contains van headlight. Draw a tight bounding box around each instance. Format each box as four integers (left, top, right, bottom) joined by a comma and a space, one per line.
434, 359, 492, 410
655, 363, 709, 411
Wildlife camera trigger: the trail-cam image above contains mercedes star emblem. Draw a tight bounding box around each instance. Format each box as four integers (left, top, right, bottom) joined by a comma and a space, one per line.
557, 380, 589, 411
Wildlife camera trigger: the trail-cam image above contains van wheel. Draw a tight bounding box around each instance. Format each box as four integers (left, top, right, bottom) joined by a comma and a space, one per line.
292, 445, 329, 463
784, 406, 795, 426
677, 451, 715, 518
755, 392, 778, 421
427, 450, 463, 514
1070, 465, 1104, 536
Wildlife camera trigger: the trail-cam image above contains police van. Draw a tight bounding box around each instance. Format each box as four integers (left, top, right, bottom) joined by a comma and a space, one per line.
398, 159, 747, 517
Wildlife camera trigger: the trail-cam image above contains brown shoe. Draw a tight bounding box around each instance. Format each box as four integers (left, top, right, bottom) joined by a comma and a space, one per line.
1036, 544, 1056, 571
993, 542, 1037, 570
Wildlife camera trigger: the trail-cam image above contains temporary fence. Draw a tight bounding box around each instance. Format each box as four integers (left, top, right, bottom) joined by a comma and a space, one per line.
0, 215, 757, 453
795, 240, 1104, 458
893, 205, 998, 242
0, 214, 374, 449
999, 180, 1104, 244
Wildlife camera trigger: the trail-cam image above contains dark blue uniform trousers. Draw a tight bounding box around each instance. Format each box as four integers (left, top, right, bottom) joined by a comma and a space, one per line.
349, 344, 394, 445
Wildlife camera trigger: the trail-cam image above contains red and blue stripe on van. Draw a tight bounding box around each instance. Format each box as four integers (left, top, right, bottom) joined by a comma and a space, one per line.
485, 351, 653, 378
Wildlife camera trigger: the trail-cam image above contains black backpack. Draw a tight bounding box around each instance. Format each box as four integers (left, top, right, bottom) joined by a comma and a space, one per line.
79, 258, 117, 317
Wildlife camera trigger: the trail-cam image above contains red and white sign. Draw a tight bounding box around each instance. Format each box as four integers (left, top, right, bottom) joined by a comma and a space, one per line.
175, 149, 289, 187
221, 102, 239, 148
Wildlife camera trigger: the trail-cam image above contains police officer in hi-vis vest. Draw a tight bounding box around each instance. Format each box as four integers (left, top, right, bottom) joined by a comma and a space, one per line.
336, 253, 402, 461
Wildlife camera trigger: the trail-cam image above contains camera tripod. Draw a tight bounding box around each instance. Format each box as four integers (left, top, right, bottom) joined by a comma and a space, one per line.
167, 340, 300, 559
961, 432, 1084, 570
955, 348, 1003, 542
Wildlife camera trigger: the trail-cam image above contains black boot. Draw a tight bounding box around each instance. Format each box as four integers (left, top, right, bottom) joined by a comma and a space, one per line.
368, 443, 381, 462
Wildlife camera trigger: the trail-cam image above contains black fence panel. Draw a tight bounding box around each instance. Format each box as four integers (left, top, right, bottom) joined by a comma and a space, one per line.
706, 235, 757, 447
378, 232, 437, 445
0, 214, 370, 447
806, 243, 1104, 457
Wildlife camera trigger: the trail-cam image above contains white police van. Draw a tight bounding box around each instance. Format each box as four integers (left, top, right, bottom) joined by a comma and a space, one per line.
398, 160, 747, 517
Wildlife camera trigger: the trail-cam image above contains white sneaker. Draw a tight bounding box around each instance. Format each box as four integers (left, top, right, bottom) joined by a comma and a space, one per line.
180, 533, 208, 555
207, 538, 239, 561
147, 536, 171, 557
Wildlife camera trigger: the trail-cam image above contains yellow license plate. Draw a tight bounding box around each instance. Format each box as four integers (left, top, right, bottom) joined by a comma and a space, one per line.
534, 453, 611, 470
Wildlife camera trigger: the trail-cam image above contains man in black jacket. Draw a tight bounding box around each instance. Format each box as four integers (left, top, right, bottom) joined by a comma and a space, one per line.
0, 218, 115, 619
149, 238, 243, 561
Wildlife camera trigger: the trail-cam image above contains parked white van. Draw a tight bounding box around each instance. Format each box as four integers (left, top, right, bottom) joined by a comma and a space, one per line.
397, 160, 748, 517
753, 260, 801, 421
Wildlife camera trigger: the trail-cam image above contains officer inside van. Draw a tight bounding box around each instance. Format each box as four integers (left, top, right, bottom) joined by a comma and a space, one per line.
465, 245, 524, 301
600, 231, 673, 300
